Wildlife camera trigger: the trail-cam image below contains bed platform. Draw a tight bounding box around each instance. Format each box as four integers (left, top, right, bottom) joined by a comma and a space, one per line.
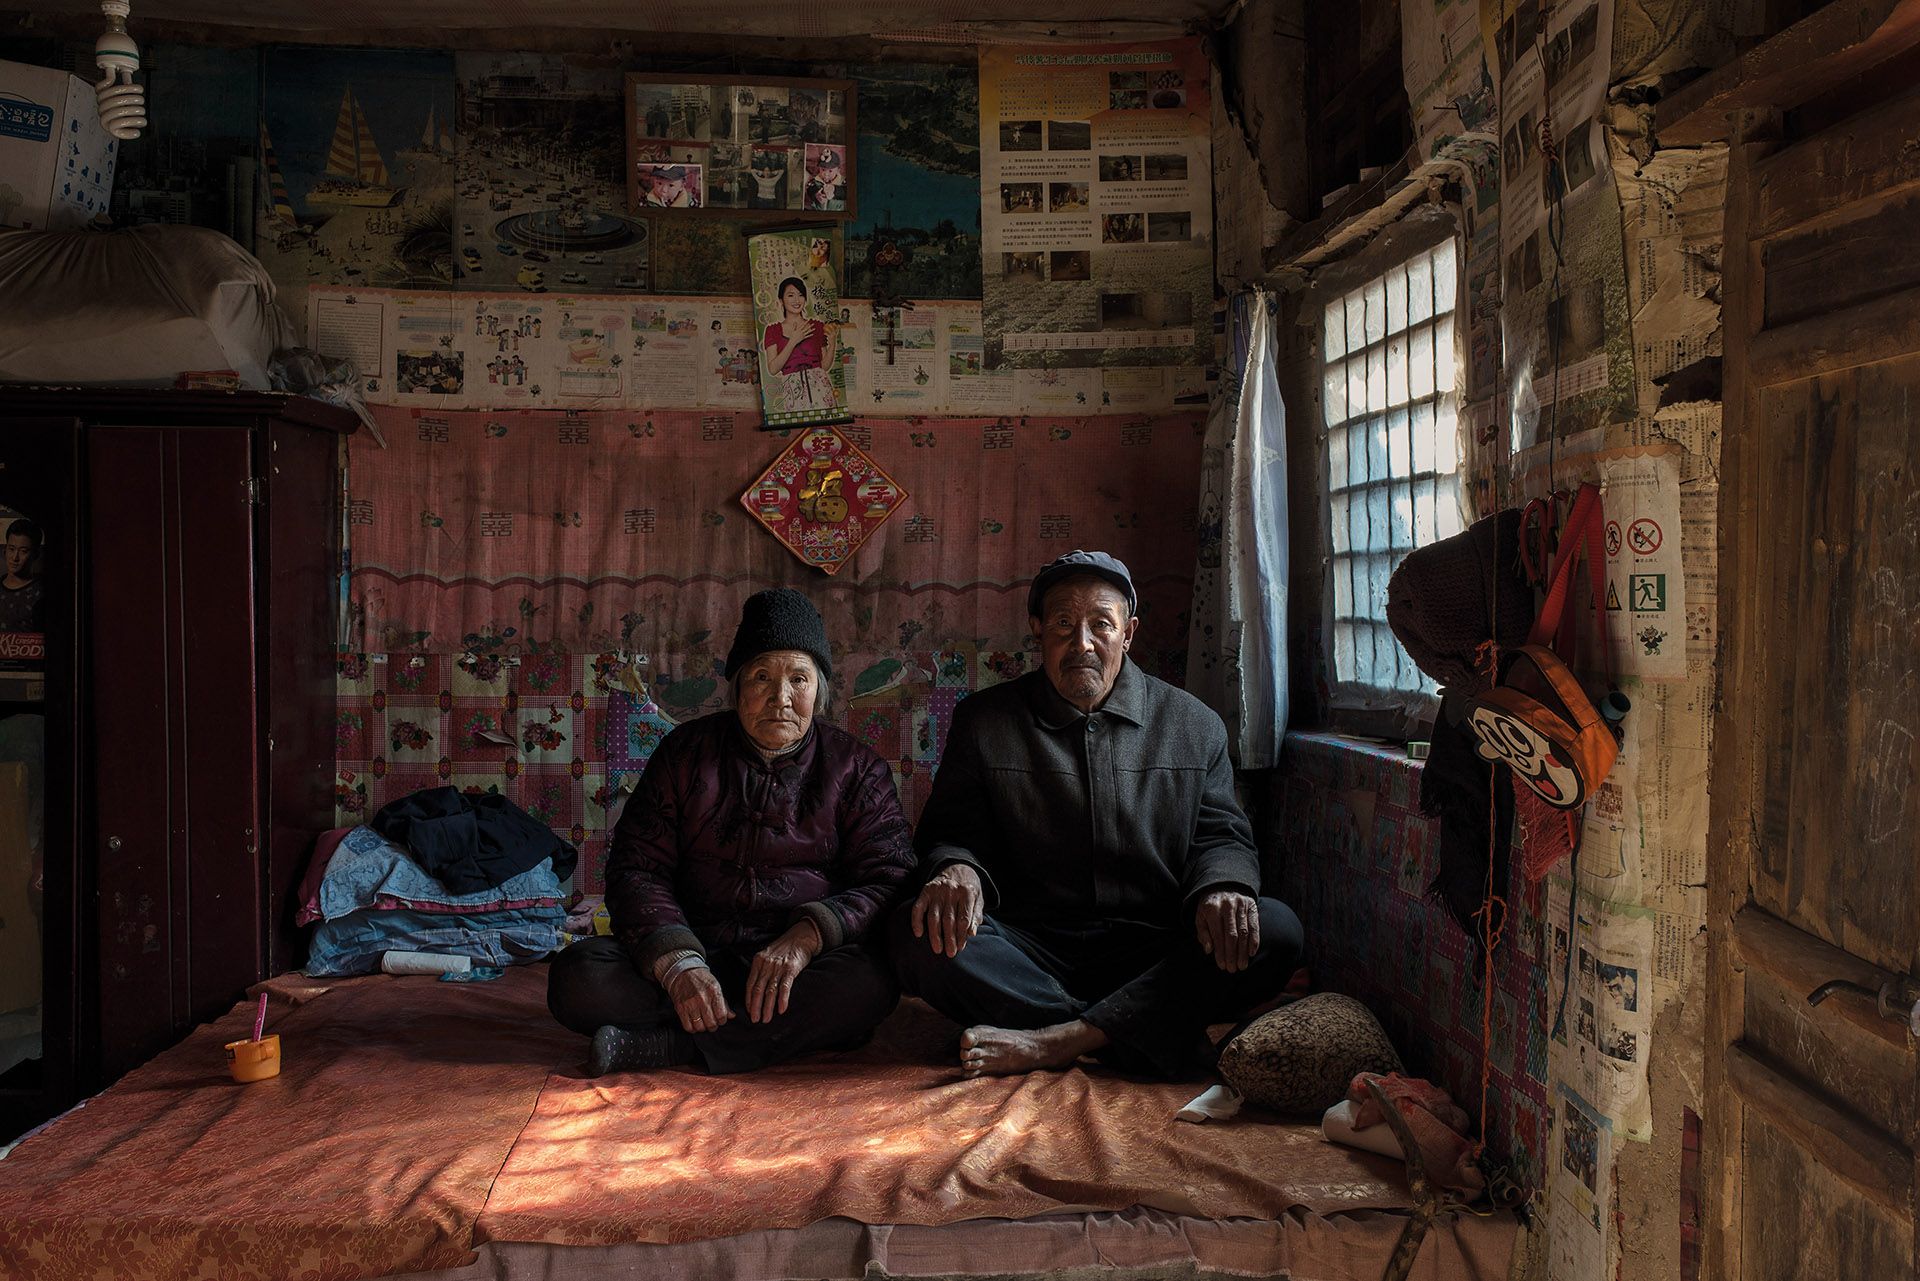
0, 967, 1516, 1281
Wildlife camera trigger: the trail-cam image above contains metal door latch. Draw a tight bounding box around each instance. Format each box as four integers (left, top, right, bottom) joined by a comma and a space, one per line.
1806, 977, 1920, 1036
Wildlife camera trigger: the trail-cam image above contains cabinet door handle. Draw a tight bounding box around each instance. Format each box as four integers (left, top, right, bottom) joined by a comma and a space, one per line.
106, 836, 122, 852
1807, 976, 1920, 1035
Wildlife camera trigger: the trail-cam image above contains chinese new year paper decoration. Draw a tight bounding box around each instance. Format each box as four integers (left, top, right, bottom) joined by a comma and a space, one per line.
740, 426, 908, 574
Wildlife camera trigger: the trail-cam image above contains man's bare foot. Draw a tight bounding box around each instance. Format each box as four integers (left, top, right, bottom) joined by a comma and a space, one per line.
959, 1020, 1109, 1076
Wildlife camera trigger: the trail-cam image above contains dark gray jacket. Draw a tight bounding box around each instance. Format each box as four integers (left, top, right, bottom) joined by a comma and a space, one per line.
915, 660, 1260, 928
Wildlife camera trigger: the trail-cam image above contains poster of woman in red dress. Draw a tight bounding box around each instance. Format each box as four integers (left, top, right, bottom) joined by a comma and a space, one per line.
748, 228, 853, 428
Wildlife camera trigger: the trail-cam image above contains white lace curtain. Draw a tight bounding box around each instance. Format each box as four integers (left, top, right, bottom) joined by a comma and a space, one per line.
1185, 290, 1289, 768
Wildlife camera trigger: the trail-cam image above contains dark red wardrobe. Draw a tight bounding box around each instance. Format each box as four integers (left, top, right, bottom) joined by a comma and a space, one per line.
0, 389, 353, 1142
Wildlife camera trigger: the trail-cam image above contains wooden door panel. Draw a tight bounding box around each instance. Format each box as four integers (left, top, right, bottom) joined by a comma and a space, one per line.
261, 421, 340, 974
1756, 359, 1920, 971
1761, 190, 1920, 326
1753, 83, 1920, 239
170, 429, 260, 1024
1743, 1120, 1912, 1280
87, 427, 179, 1081
1684, 15, 1920, 1275
1742, 386, 1810, 916
1743, 974, 1915, 1141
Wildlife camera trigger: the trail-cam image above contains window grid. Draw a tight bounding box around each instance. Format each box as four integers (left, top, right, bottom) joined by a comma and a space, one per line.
1321, 239, 1465, 696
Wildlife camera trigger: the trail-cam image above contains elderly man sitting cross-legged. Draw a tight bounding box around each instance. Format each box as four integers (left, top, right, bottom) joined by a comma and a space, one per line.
890, 550, 1304, 1079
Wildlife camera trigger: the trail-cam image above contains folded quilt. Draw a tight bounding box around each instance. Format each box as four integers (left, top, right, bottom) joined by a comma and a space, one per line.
298, 824, 565, 926
305, 904, 566, 977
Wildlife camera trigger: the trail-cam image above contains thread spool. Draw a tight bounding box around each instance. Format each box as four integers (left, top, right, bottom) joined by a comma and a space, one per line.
1600, 689, 1631, 742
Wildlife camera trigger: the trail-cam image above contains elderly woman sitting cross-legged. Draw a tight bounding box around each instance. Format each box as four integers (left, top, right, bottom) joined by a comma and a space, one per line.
547, 589, 915, 1075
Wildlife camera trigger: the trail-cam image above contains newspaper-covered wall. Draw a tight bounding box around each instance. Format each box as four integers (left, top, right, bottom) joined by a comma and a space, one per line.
1512, 401, 1718, 1281
310, 287, 1208, 416
1392, 4, 1730, 1278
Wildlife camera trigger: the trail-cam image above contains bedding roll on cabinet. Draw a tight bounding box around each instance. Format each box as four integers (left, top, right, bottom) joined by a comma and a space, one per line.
0, 389, 353, 1131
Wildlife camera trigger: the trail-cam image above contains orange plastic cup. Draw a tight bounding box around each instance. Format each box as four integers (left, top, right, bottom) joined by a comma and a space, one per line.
225, 1034, 282, 1083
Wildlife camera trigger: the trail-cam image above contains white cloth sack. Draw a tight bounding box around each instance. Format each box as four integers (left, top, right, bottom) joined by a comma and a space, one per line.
1321, 1098, 1406, 1159
0, 225, 292, 389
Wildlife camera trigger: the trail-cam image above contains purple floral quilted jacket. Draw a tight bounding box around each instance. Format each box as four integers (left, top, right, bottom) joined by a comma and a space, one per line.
605, 711, 916, 972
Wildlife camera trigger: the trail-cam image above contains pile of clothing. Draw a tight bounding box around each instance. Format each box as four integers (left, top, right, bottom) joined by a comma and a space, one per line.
298, 787, 577, 978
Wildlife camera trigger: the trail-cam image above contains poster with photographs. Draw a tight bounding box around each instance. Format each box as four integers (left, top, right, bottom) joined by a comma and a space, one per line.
844, 63, 983, 300
978, 39, 1212, 369
453, 54, 651, 296
628, 75, 856, 220
746, 228, 855, 429
257, 47, 456, 301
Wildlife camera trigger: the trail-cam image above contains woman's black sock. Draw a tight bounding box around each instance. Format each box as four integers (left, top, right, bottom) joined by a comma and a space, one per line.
589, 1024, 700, 1076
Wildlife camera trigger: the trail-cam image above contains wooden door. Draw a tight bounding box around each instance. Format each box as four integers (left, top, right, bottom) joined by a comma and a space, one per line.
259, 420, 343, 974
1666, 4, 1920, 1277
89, 426, 262, 1083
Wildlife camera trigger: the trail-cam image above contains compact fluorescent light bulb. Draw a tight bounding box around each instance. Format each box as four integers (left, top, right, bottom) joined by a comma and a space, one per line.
94, 0, 147, 141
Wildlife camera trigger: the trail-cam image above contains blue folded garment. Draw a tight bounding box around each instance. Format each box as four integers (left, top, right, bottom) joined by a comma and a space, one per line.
314, 825, 565, 922
305, 904, 566, 978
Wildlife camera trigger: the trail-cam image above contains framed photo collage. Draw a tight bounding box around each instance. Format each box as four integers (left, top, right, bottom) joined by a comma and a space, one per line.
626, 74, 857, 219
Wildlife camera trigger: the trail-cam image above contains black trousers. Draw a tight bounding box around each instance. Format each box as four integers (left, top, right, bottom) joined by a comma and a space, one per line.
888, 898, 1303, 1079
547, 936, 898, 1075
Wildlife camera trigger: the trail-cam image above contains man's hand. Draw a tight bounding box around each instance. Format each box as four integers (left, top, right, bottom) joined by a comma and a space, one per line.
911, 862, 984, 958
745, 919, 822, 1024
1195, 889, 1259, 973
666, 965, 733, 1034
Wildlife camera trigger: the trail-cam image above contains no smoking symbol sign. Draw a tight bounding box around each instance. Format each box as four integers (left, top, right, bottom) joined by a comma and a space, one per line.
1605, 521, 1622, 557
1627, 518, 1663, 555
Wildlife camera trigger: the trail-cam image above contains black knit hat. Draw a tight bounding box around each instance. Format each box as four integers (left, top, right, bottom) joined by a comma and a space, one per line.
724, 588, 833, 681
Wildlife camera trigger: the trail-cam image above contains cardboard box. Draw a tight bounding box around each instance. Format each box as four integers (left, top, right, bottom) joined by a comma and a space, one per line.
0, 762, 39, 1016
0, 58, 117, 230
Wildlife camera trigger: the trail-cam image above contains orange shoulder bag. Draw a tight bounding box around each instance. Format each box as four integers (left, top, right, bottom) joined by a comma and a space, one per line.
1466, 482, 1618, 810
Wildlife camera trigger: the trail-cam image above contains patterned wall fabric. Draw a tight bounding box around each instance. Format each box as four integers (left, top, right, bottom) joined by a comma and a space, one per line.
1264, 732, 1550, 1188
337, 406, 1205, 893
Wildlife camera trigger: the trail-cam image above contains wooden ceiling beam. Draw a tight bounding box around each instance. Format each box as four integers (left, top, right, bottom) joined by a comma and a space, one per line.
1656, 0, 1920, 146
0, 10, 980, 61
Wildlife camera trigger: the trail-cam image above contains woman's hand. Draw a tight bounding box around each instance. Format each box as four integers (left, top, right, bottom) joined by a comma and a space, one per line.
768, 324, 808, 369
784, 320, 824, 360
746, 919, 823, 1023
666, 965, 733, 1034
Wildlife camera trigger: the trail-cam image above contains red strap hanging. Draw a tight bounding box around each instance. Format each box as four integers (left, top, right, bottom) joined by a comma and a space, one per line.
1526, 481, 1609, 680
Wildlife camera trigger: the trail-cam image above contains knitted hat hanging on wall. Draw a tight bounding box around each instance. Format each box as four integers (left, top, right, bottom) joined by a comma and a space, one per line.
1386, 510, 1531, 947
741, 425, 908, 574
1386, 509, 1535, 692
